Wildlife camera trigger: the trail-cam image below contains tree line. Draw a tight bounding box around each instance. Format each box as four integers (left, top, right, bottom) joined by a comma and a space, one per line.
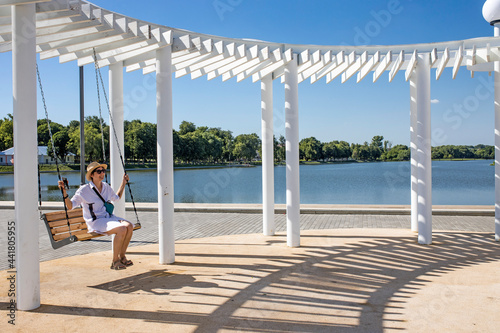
0, 114, 495, 163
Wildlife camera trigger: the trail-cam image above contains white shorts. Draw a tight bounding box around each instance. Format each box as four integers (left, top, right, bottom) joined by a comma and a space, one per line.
86, 215, 131, 234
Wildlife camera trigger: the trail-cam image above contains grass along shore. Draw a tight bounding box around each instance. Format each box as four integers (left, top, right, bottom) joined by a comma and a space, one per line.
0, 158, 490, 174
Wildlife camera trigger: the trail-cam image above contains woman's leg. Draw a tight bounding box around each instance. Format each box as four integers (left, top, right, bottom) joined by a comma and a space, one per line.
119, 221, 134, 260
106, 225, 127, 264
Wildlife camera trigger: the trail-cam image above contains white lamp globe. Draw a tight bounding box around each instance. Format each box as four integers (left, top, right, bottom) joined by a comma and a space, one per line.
483, 0, 500, 24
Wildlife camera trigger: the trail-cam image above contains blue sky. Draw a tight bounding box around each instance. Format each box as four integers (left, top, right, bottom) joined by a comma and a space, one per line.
0, 0, 496, 146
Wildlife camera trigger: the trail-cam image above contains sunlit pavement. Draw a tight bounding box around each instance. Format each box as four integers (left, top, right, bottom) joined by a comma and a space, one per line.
1, 205, 499, 332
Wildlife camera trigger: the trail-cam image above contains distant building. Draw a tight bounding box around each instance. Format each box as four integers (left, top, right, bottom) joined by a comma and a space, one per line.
0, 146, 75, 165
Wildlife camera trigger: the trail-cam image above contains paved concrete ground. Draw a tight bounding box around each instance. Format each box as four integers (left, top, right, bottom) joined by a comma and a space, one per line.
0, 206, 499, 332
0, 206, 495, 271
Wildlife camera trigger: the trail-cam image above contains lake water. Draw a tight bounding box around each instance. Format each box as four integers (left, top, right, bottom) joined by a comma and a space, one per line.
0, 160, 494, 205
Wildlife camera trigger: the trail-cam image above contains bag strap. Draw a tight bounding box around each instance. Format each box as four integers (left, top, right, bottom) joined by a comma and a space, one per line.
92, 186, 107, 204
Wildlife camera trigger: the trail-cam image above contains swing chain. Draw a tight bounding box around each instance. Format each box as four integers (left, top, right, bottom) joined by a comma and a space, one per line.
36, 64, 73, 235
93, 49, 141, 226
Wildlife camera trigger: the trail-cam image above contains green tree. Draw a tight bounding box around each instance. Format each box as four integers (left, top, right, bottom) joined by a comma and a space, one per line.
179, 131, 207, 162
37, 120, 63, 146
0, 114, 13, 151
48, 129, 70, 161
232, 133, 260, 161
202, 131, 223, 162
208, 127, 233, 161
299, 137, 322, 161
322, 141, 338, 160
179, 121, 196, 135
275, 135, 286, 162
475, 146, 494, 159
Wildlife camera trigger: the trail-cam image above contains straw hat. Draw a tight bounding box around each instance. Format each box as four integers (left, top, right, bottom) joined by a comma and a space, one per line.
86, 162, 107, 181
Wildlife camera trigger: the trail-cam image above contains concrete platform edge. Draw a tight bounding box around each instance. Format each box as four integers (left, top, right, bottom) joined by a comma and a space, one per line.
0, 201, 494, 216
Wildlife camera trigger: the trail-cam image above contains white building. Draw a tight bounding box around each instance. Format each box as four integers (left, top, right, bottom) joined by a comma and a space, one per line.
0, 146, 75, 165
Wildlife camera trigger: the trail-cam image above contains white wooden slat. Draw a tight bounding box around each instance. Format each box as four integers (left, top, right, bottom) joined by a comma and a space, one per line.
34, 19, 101, 38
225, 42, 235, 56
248, 45, 258, 59
126, 58, 155, 72
237, 58, 274, 82
236, 44, 246, 58
1, 0, 52, 5
34, 24, 114, 47
122, 48, 162, 68
298, 50, 331, 83
57, 35, 150, 63
183, 53, 225, 72
298, 50, 325, 74
150, 28, 172, 45
436, 47, 450, 80
327, 51, 355, 83
310, 51, 343, 83
172, 50, 204, 65
191, 56, 237, 79
452, 45, 463, 79
310, 60, 337, 83
214, 40, 224, 54
388, 50, 404, 82
142, 64, 156, 75
0, 41, 11, 53
298, 58, 327, 83
175, 53, 225, 78
202, 38, 212, 52
357, 51, 380, 83
405, 50, 418, 82
139, 24, 151, 39
468, 45, 476, 67
373, 51, 392, 83
341, 51, 367, 83
38, 31, 136, 59
222, 56, 264, 81
430, 48, 438, 66
299, 49, 309, 65
173, 50, 210, 68
172, 34, 191, 52
311, 50, 321, 64
115, 16, 128, 34
91, 42, 164, 67
469, 45, 476, 78
128, 20, 139, 36
207, 56, 250, 80
33, 13, 91, 29
253, 59, 286, 82
272, 47, 282, 61
260, 46, 269, 60
37, 0, 73, 12
191, 36, 202, 51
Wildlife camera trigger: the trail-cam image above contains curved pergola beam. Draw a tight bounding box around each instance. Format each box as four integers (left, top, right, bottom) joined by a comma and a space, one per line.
1, 0, 500, 83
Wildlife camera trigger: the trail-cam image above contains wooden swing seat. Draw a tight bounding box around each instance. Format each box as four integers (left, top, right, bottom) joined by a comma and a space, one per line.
41, 208, 141, 250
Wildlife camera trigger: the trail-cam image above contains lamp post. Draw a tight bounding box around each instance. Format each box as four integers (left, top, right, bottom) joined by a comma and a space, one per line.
483, 0, 500, 241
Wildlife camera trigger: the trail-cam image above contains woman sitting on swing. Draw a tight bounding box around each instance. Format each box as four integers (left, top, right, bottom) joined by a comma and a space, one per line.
58, 162, 134, 270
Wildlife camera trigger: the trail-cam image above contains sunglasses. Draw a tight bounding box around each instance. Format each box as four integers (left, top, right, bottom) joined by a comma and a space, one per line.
94, 168, 106, 174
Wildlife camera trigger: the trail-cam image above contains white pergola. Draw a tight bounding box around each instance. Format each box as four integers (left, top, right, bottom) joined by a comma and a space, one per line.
3, 0, 500, 310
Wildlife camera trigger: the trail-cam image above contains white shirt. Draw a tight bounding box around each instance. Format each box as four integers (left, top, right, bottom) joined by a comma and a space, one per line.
70, 181, 120, 226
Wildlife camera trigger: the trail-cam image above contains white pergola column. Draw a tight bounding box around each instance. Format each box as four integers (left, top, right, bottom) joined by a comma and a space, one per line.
12, 2, 40, 311
109, 62, 125, 218
285, 54, 300, 247
261, 75, 275, 236
495, 25, 500, 242
410, 71, 418, 232
416, 54, 432, 245
157, 46, 175, 263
